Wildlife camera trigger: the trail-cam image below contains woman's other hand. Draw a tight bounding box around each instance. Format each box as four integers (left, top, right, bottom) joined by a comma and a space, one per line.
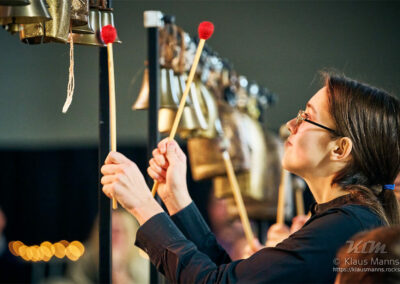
239, 238, 265, 259
290, 214, 310, 234
265, 223, 291, 247
101, 151, 163, 225
147, 138, 192, 215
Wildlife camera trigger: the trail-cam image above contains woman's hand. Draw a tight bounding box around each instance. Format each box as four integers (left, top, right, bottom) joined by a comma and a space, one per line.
147, 138, 192, 215
290, 214, 309, 234
264, 214, 310, 247
265, 223, 291, 247
239, 238, 265, 259
101, 151, 163, 225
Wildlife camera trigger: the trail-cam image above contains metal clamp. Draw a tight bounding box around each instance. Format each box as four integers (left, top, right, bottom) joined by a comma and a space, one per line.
143, 10, 164, 28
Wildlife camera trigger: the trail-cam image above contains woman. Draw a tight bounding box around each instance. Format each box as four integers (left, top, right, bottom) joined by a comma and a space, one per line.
101, 73, 400, 283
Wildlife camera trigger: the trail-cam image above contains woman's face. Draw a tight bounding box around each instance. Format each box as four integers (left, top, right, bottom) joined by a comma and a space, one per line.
282, 87, 338, 178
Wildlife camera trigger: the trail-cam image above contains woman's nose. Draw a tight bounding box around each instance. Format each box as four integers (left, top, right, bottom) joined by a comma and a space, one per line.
286, 117, 297, 134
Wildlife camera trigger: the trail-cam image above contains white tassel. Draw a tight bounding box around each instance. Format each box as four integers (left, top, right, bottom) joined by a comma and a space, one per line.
63, 28, 75, 113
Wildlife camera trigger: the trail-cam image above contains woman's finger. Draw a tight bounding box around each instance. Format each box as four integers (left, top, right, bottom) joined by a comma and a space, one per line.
101, 164, 122, 175
101, 174, 116, 185
105, 151, 131, 165
152, 149, 168, 168
149, 159, 167, 177
158, 138, 170, 154
102, 184, 114, 199
147, 167, 165, 182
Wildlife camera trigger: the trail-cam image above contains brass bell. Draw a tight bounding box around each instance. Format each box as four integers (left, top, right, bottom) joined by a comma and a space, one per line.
20, 0, 71, 44
132, 67, 180, 111
187, 101, 252, 181
132, 65, 149, 110
72, 10, 94, 34
158, 106, 205, 135
99, 8, 120, 43
70, 0, 88, 27
0, 0, 30, 6
158, 71, 208, 135
191, 80, 218, 139
161, 68, 180, 108
0, 0, 50, 25
70, 8, 103, 46
177, 73, 207, 130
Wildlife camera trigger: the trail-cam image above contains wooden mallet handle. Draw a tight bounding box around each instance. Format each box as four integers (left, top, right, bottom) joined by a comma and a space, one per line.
101, 25, 118, 209
221, 150, 256, 251
151, 22, 214, 197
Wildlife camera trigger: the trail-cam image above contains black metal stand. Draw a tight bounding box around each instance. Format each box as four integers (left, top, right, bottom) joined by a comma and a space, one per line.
98, 1, 113, 283
98, 46, 112, 284
147, 25, 161, 284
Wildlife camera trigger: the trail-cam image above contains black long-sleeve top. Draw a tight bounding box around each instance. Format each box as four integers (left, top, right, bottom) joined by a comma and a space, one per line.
135, 195, 384, 283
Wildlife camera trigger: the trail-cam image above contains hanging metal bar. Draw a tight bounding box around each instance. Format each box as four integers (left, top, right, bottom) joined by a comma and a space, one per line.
98, 0, 113, 283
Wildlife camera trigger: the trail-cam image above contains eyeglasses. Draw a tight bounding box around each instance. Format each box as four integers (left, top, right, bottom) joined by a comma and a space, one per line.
294, 110, 337, 135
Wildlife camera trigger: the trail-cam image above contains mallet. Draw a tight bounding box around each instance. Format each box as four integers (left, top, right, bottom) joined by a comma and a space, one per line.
151, 21, 214, 197
276, 124, 291, 224
101, 24, 118, 209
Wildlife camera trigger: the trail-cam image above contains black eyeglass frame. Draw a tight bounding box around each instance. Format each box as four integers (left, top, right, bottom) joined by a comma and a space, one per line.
296, 110, 338, 135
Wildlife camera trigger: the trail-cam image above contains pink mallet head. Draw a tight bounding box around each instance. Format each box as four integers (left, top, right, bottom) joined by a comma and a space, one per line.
101, 25, 117, 44
198, 21, 214, 40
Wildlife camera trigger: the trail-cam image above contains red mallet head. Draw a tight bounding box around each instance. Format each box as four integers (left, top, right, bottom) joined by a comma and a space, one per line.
198, 21, 214, 40
101, 25, 117, 44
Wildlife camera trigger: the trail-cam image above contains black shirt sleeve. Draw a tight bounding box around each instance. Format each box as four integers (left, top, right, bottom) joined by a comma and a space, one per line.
170, 202, 231, 264
135, 204, 382, 283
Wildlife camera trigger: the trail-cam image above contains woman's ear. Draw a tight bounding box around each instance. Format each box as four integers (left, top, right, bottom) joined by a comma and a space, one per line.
331, 137, 352, 161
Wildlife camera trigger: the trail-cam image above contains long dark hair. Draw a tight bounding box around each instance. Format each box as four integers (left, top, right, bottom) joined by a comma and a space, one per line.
324, 72, 400, 225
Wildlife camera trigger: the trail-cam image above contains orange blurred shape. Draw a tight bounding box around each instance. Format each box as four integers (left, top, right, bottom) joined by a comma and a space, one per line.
66, 244, 80, 261
11, 241, 24, 256
40, 241, 55, 256
25, 246, 33, 261
70, 241, 85, 256
59, 240, 69, 247
8, 241, 17, 256
31, 246, 41, 262
39, 243, 53, 262
18, 245, 29, 261
53, 242, 66, 259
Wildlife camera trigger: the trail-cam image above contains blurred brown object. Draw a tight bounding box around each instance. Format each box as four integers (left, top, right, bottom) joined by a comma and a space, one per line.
213, 124, 288, 220
188, 101, 251, 181
70, 0, 88, 27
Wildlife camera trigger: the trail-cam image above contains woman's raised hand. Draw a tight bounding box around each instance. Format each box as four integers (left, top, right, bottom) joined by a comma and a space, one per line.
147, 138, 192, 215
101, 151, 163, 225
265, 224, 291, 247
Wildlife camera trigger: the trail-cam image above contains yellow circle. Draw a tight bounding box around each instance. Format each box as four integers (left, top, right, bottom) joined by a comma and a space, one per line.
40, 241, 54, 257
70, 241, 85, 256
25, 247, 33, 261
18, 245, 28, 261
39, 246, 53, 261
53, 243, 65, 258
59, 240, 69, 247
65, 245, 80, 261
8, 241, 17, 256
31, 246, 40, 262
12, 241, 24, 256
